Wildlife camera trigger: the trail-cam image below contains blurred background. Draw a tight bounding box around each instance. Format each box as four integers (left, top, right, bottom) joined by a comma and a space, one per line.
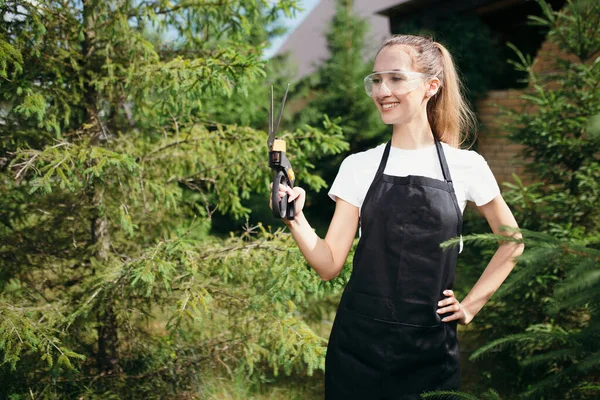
1, 0, 599, 398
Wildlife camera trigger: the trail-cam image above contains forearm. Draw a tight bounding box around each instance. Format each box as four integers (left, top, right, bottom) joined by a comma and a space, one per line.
461, 241, 524, 321
284, 213, 342, 281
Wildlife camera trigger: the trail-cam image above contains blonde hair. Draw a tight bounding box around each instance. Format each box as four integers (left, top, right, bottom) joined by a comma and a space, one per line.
377, 35, 476, 148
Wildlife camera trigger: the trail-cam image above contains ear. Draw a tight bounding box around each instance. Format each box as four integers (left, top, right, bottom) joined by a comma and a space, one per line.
425, 77, 441, 98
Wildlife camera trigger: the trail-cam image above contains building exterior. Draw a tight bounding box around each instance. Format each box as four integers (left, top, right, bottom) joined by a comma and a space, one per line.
275, 0, 402, 79
278, 0, 567, 184
379, 0, 566, 183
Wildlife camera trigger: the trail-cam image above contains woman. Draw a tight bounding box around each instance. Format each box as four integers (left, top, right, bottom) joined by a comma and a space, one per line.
270, 35, 524, 399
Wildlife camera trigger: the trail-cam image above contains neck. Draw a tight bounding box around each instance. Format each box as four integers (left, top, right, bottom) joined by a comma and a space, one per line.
391, 113, 435, 150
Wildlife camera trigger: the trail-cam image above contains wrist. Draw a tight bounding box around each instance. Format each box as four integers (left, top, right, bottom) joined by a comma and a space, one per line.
283, 211, 305, 229
460, 300, 476, 324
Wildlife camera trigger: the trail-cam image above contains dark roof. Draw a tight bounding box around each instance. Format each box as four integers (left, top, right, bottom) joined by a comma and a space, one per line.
378, 0, 525, 18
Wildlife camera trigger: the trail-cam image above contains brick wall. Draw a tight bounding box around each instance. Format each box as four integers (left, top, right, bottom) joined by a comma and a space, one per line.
475, 40, 569, 186
476, 90, 528, 185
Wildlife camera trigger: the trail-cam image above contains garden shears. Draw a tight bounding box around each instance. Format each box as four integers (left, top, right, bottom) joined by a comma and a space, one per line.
268, 84, 296, 220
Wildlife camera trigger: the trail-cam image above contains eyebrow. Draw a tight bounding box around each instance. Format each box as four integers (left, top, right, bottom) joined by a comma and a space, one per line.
371, 69, 405, 73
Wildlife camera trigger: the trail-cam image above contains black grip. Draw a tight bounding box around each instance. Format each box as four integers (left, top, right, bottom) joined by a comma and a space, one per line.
272, 171, 287, 219
287, 197, 296, 221
272, 171, 296, 220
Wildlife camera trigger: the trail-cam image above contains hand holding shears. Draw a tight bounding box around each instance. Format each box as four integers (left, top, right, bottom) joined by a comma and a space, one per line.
268, 84, 296, 220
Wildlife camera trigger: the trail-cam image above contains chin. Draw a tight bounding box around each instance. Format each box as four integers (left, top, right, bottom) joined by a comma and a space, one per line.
379, 112, 404, 125
379, 103, 418, 125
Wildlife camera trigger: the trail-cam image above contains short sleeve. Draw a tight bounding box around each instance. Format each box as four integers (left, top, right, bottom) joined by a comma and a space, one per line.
328, 156, 360, 207
467, 153, 501, 206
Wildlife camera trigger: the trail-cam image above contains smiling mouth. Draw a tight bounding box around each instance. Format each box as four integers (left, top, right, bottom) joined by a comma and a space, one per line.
381, 102, 400, 110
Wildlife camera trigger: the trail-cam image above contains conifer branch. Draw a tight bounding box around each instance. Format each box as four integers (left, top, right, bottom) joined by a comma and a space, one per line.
140, 135, 193, 160
130, 0, 235, 18
561, 243, 600, 261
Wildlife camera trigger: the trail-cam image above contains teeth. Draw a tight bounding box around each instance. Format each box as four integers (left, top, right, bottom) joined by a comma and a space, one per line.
382, 103, 399, 109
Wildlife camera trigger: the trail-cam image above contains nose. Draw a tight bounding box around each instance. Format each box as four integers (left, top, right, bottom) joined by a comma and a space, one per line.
373, 81, 392, 97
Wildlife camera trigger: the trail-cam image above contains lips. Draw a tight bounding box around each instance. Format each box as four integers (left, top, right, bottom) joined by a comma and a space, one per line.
381, 102, 400, 110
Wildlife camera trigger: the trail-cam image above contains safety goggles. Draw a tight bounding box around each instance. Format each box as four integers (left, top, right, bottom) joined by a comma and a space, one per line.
363, 70, 430, 97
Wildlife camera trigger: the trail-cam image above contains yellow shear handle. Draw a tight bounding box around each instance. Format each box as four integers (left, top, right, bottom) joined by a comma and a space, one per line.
272, 139, 286, 152
272, 140, 294, 182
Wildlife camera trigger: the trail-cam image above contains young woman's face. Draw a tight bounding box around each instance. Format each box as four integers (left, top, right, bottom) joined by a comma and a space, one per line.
370, 46, 430, 125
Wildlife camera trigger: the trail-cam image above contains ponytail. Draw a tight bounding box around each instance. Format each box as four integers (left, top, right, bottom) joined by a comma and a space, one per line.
429, 43, 476, 147
378, 36, 476, 148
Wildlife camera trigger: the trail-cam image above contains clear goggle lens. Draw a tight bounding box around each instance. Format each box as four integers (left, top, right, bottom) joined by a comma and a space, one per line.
363, 71, 429, 97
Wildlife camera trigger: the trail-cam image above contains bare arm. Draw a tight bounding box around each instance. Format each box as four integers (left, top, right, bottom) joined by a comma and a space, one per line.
437, 195, 525, 324
273, 185, 359, 281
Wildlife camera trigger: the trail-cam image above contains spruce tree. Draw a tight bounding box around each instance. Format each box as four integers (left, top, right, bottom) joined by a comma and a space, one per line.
0, 0, 348, 397
292, 0, 386, 150
503, 0, 600, 234
287, 0, 387, 233
461, 228, 600, 398
455, 1, 600, 397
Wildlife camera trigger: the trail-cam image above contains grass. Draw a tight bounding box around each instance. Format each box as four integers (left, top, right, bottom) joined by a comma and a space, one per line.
193, 370, 324, 399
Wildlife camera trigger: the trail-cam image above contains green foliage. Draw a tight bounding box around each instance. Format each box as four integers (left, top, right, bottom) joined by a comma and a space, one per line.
292, 0, 385, 146
528, 0, 600, 61
285, 0, 388, 234
0, 35, 23, 79
467, 230, 600, 398
0, 0, 351, 398
421, 389, 501, 400
196, 368, 324, 399
453, 1, 600, 398
503, 0, 600, 233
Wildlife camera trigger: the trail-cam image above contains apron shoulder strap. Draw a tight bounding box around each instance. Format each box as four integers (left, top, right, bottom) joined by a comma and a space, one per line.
434, 139, 453, 183
375, 141, 392, 178
434, 139, 463, 237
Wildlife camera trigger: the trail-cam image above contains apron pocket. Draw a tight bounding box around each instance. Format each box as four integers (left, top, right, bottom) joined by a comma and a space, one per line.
386, 322, 456, 394
331, 308, 458, 395
331, 308, 390, 389
345, 291, 442, 327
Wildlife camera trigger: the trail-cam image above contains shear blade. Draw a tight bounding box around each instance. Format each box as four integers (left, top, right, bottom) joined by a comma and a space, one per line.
268, 86, 274, 148
273, 84, 290, 138
267, 84, 289, 149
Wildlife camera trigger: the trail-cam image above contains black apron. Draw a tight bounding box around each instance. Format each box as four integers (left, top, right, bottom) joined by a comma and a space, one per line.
325, 139, 463, 399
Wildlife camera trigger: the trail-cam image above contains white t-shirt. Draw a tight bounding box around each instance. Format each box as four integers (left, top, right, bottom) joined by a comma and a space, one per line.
328, 142, 500, 214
